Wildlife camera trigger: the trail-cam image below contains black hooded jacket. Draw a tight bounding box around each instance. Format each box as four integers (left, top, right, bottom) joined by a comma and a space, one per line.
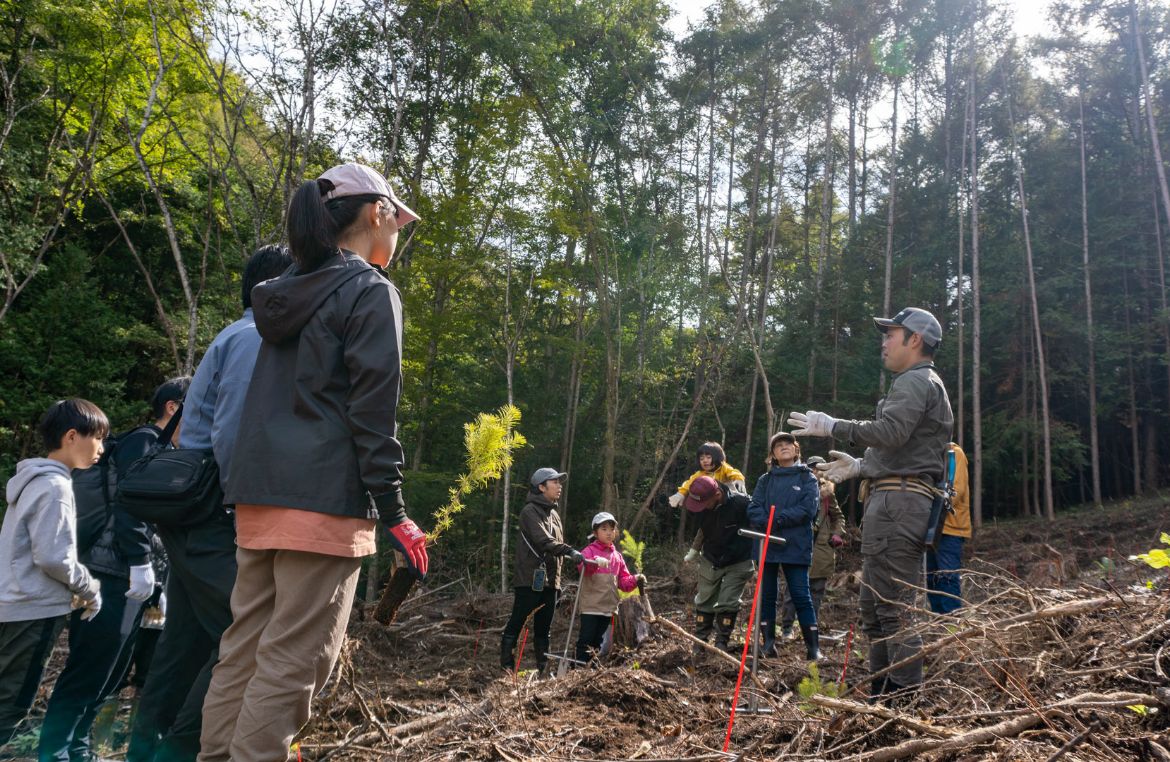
226, 250, 407, 526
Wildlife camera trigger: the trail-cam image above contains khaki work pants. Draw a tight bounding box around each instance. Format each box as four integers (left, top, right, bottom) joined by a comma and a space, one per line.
694, 557, 753, 614
197, 548, 361, 762
858, 490, 931, 688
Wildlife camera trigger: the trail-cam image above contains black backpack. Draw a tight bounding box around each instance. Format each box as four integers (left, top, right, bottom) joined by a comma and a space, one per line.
71, 426, 152, 554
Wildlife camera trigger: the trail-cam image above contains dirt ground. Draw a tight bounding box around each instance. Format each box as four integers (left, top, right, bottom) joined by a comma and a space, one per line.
295, 497, 1170, 760
4, 497, 1169, 761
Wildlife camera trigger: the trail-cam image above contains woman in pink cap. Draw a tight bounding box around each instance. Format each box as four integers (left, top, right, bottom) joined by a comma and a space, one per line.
198, 163, 426, 762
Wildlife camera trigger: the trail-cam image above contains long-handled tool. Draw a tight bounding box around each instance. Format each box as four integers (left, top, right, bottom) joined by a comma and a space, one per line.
735, 527, 786, 715
555, 558, 602, 677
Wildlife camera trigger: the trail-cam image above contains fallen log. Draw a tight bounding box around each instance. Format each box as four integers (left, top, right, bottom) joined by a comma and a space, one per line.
807, 694, 958, 739
838, 690, 1166, 762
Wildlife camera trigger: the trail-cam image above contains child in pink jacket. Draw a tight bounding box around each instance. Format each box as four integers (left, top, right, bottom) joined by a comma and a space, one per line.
575, 512, 643, 665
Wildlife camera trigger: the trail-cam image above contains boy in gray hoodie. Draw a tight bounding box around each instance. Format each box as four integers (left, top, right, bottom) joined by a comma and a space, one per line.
0, 399, 107, 746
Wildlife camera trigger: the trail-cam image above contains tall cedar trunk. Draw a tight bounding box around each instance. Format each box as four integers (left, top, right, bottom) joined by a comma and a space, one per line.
1006, 92, 1055, 521
1001, 89, 1057, 519
560, 294, 585, 519
1123, 267, 1142, 495
1078, 90, 1102, 508
723, 87, 738, 277
751, 127, 784, 444
499, 238, 517, 594
1145, 418, 1160, 493
1029, 325, 1040, 516
848, 50, 858, 236
1134, 3, 1170, 441
881, 81, 899, 393
968, 24, 984, 528
809, 61, 834, 399
1021, 332, 1031, 517
956, 66, 970, 448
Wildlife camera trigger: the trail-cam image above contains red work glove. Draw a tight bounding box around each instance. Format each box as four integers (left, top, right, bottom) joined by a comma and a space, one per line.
386, 518, 429, 580
829, 534, 845, 548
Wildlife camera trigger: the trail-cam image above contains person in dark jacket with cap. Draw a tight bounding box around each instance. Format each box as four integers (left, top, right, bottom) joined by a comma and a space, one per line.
501, 468, 583, 674
789, 306, 953, 700
127, 247, 290, 762
685, 476, 754, 653
198, 163, 428, 762
747, 432, 820, 661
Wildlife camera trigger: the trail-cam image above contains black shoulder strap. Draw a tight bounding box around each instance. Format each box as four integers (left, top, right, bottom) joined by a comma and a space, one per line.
157, 402, 184, 448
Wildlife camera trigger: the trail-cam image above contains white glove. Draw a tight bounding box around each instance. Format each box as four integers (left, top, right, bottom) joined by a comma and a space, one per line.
727, 479, 746, 495
668, 492, 685, 508
683, 548, 699, 563
80, 590, 103, 621
787, 411, 838, 438
126, 564, 155, 601
817, 450, 862, 484
594, 556, 610, 568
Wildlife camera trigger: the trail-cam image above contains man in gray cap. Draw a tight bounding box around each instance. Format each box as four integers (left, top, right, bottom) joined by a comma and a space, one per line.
787, 307, 953, 701
500, 468, 583, 675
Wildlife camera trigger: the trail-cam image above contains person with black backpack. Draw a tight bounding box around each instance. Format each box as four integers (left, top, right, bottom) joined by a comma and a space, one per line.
125, 245, 291, 762
37, 378, 187, 762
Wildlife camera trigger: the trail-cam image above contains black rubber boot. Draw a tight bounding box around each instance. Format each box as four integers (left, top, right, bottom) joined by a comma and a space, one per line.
714, 612, 738, 652
882, 679, 917, 706
500, 635, 517, 672
867, 676, 889, 704
693, 611, 714, 656
534, 637, 551, 676
800, 623, 820, 661
759, 620, 778, 658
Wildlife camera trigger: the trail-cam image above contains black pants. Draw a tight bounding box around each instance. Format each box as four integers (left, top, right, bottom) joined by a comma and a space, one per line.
574, 614, 610, 665
502, 587, 559, 669
127, 513, 236, 762
0, 616, 65, 746
120, 626, 161, 691
38, 573, 143, 762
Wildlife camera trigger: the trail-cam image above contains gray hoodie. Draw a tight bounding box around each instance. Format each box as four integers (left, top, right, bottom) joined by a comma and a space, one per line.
1, 459, 99, 622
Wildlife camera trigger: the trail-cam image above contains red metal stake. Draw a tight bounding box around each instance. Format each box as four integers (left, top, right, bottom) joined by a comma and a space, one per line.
839, 623, 856, 691
514, 625, 529, 673
723, 504, 776, 753
472, 617, 485, 658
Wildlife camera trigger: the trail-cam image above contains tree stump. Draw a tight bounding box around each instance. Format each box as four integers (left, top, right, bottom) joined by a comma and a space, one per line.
612, 594, 653, 648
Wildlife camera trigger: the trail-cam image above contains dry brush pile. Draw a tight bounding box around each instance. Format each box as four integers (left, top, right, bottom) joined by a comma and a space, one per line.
300, 504, 1170, 760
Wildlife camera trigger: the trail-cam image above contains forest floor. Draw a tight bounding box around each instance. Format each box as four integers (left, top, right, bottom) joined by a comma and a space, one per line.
3, 496, 1169, 761
296, 496, 1170, 761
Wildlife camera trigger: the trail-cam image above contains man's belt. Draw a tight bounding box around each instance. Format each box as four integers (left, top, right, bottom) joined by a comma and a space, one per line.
867, 475, 939, 500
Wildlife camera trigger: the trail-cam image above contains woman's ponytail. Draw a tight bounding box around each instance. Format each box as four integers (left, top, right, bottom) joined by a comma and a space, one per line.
287, 179, 338, 272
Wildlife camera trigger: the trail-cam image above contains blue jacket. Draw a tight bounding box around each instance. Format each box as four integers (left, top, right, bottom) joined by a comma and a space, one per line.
747, 464, 819, 565
181, 309, 263, 491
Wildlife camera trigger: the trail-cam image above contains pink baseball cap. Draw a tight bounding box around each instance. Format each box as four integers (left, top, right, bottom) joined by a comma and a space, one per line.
317, 163, 420, 225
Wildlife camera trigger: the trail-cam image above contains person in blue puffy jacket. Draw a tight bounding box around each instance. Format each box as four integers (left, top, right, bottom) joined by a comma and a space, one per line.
747, 431, 820, 661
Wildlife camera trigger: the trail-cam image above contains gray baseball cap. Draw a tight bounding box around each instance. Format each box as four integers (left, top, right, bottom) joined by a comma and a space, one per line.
317, 163, 420, 225
530, 467, 567, 488
873, 307, 942, 348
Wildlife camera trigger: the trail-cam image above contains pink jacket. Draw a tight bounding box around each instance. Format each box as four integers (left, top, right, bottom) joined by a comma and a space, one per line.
578, 539, 639, 616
